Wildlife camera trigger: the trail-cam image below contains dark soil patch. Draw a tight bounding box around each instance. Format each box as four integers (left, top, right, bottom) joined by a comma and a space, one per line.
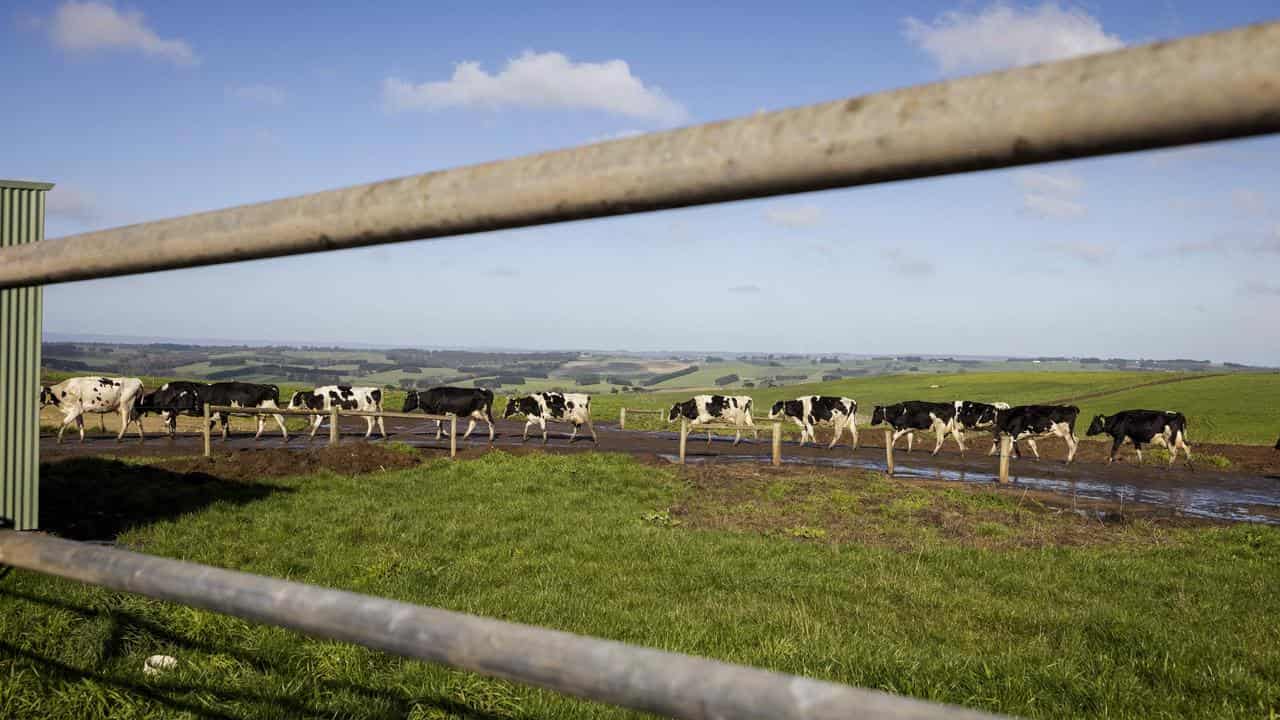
669, 463, 1213, 551
156, 444, 425, 481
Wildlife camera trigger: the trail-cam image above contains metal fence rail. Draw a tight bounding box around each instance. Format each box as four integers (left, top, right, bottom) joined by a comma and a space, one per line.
0, 532, 1008, 720
200, 404, 460, 457
0, 22, 1277, 289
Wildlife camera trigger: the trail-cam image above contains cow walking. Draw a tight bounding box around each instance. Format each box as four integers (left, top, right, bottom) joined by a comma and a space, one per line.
402, 387, 495, 442
1086, 410, 1191, 465
870, 401, 957, 454
668, 395, 756, 446
137, 381, 209, 437
768, 396, 858, 449
503, 392, 597, 444
290, 385, 386, 440
954, 400, 1010, 456
992, 405, 1080, 463
206, 382, 289, 441
40, 376, 145, 443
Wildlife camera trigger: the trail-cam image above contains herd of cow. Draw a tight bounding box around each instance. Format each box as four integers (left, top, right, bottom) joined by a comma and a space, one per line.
36, 375, 595, 446
37, 375, 1274, 465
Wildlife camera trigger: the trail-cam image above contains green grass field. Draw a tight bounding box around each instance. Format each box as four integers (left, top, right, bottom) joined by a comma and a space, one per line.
3, 451, 1278, 718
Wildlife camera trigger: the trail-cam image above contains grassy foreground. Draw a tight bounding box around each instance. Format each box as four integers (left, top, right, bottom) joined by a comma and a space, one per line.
3, 451, 1279, 719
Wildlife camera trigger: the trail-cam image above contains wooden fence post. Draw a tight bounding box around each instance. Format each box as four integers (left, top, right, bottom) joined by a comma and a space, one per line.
884, 429, 894, 477
329, 406, 339, 446
998, 435, 1011, 484
450, 414, 457, 458
202, 403, 211, 458
771, 421, 781, 467
619, 408, 627, 430
678, 418, 687, 465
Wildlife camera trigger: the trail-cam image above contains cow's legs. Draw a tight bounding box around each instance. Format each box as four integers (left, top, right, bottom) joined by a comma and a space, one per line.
732, 427, 743, 446
363, 416, 375, 438
987, 436, 1000, 456
377, 413, 387, 439
253, 414, 266, 440
462, 419, 477, 440
307, 414, 324, 440
1108, 435, 1124, 463
540, 417, 549, 444
1172, 430, 1191, 463
586, 416, 598, 445
1134, 442, 1144, 463
848, 421, 859, 450
951, 427, 967, 454
827, 421, 843, 449
906, 431, 914, 453
1026, 437, 1041, 460
891, 428, 911, 449
569, 423, 579, 442
522, 419, 535, 442
220, 415, 230, 441
1056, 423, 1077, 463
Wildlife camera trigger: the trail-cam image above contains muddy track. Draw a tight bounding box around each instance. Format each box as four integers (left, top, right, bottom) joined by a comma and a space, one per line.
1045, 373, 1224, 405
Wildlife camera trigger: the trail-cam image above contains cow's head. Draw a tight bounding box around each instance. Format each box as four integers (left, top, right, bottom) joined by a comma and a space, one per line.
502, 397, 525, 419
768, 400, 785, 419
667, 402, 685, 422
402, 391, 419, 413
870, 406, 886, 426
1086, 414, 1108, 436
39, 386, 59, 406
288, 390, 321, 411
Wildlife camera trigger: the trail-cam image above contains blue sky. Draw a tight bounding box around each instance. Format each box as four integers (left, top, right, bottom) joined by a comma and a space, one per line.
4, 1, 1278, 362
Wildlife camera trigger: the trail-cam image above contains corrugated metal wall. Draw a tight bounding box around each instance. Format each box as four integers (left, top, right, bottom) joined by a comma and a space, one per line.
1, 181, 50, 530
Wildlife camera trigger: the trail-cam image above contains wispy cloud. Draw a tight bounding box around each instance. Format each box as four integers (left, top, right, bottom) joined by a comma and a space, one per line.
884, 249, 936, 276
45, 185, 100, 224
486, 266, 520, 278
1049, 240, 1111, 264
383, 51, 688, 124
51, 1, 197, 66
763, 204, 824, 228
728, 284, 763, 294
587, 129, 645, 143
1230, 189, 1267, 215
1016, 170, 1086, 219
228, 84, 286, 106
1241, 280, 1280, 297
904, 2, 1122, 74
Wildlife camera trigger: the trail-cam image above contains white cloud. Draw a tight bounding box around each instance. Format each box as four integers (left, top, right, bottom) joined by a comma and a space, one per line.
728, 284, 762, 294
587, 128, 645, 144
1016, 170, 1086, 219
1241, 281, 1280, 297
1049, 240, 1111, 264
763, 204, 824, 228
884, 249, 936, 276
51, 1, 197, 65
904, 3, 1123, 74
383, 51, 688, 124
45, 186, 99, 224
228, 84, 286, 106
1230, 189, 1266, 215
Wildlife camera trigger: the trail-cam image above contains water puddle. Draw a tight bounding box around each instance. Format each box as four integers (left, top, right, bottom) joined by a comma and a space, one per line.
658, 453, 1280, 525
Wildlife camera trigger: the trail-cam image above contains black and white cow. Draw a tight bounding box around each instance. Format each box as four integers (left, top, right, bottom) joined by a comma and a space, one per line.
954, 400, 1011, 456
137, 381, 209, 437
1086, 410, 1191, 465
768, 395, 858, 449
992, 405, 1080, 463
289, 385, 386, 440
205, 382, 288, 441
667, 394, 757, 446
40, 376, 145, 443
402, 387, 495, 442
869, 401, 957, 454
503, 392, 597, 444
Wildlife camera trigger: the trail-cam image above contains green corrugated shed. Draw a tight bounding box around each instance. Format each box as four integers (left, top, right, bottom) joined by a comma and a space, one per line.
1, 180, 51, 530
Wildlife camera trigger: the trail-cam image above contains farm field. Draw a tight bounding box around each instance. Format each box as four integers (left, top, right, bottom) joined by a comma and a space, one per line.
3, 449, 1278, 719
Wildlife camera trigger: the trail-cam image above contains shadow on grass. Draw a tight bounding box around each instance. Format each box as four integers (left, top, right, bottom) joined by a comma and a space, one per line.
38, 457, 294, 542
0, 587, 516, 720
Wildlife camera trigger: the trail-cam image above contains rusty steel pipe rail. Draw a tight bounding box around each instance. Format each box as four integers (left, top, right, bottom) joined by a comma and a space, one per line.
0, 533, 1006, 720
3, 22, 1279, 289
